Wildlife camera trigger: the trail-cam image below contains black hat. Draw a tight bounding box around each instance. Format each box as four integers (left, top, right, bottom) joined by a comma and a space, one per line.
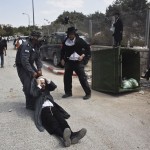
66, 26, 77, 34
30, 31, 41, 37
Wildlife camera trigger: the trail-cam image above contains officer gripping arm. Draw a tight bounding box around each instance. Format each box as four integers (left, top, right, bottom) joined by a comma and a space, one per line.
21, 45, 36, 76
35, 52, 43, 75
21, 31, 42, 78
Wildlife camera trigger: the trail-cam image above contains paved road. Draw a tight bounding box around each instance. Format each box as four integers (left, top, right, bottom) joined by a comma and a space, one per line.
0, 42, 150, 150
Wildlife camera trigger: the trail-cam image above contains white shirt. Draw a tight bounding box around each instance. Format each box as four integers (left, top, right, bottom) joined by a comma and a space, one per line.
65, 38, 80, 60
69, 52, 80, 60
65, 38, 76, 46
42, 100, 54, 108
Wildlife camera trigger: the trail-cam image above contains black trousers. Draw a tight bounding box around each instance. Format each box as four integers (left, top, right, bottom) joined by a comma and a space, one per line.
113, 33, 122, 46
0, 53, 4, 67
144, 68, 150, 80
41, 107, 70, 138
64, 61, 91, 95
16, 66, 35, 108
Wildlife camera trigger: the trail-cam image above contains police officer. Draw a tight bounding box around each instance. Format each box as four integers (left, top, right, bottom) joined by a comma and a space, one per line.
0, 36, 7, 68
61, 27, 91, 100
16, 31, 42, 110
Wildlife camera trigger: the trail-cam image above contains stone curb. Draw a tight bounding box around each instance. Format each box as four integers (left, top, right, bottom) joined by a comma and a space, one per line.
42, 64, 77, 76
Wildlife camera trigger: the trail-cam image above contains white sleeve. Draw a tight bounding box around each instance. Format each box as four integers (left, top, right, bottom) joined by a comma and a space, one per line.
19, 40, 22, 45
37, 85, 42, 89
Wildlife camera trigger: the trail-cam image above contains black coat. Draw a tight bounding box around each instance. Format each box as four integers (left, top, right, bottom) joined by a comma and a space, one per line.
15, 42, 42, 76
0, 39, 7, 54
113, 17, 123, 41
61, 35, 91, 65
30, 78, 70, 132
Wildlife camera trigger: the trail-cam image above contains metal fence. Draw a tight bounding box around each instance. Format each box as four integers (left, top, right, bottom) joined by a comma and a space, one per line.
42, 9, 149, 47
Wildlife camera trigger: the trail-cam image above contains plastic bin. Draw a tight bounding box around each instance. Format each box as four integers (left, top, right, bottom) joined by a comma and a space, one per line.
92, 47, 140, 93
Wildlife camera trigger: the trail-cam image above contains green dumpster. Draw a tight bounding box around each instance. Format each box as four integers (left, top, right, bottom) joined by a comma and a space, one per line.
92, 47, 140, 93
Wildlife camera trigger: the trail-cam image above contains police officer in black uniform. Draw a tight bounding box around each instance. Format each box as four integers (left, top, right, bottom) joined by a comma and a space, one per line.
16, 31, 42, 110
0, 36, 7, 68
61, 27, 91, 100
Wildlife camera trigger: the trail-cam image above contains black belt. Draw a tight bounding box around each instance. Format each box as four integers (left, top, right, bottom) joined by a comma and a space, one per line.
68, 59, 79, 62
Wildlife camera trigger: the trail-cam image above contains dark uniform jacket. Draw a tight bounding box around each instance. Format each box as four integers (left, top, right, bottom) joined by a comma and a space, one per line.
61, 35, 91, 65
30, 78, 70, 132
16, 42, 42, 76
0, 39, 7, 54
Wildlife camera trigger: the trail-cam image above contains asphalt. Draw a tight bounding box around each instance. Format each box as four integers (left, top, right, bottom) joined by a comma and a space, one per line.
0, 42, 150, 150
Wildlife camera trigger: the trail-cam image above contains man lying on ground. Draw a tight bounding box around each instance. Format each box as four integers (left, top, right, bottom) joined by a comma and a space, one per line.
30, 76, 87, 147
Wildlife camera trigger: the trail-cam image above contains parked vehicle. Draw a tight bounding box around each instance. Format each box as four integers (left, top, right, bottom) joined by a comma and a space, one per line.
40, 32, 89, 66
40, 32, 67, 66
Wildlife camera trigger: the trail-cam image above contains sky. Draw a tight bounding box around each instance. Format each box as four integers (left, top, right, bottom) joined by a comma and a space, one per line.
1, 0, 145, 28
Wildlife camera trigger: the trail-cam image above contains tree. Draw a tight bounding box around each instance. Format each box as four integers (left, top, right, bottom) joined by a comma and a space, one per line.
87, 12, 106, 35
1, 25, 13, 36
55, 11, 86, 26
105, 0, 148, 46
0, 26, 6, 36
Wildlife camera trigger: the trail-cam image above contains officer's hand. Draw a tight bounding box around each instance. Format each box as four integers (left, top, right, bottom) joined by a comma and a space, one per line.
37, 70, 42, 77
61, 59, 65, 66
33, 72, 38, 78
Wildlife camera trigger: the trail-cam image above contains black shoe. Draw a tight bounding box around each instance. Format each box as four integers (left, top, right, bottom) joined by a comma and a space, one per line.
141, 75, 145, 78
62, 93, 72, 98
83, 94, 91, 100
71, 128, 87, 144
113, 45, 117, 48
141, 71, 150, 80
145, 71, 150, 80
63, 128, 71, 147
113, 45, 120, 48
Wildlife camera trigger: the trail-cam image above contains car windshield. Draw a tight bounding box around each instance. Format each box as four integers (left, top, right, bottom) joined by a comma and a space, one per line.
54, 32, 66, 36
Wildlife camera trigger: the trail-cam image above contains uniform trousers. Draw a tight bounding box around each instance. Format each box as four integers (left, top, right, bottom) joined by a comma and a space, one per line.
0, 53, 4, 67
16, 66, 36, 108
